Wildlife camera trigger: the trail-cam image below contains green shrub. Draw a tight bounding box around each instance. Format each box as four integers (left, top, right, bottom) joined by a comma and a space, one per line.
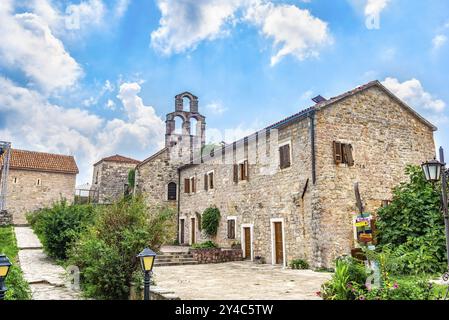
376, 165, 446, 274
68, 197, 176, 300
27, 200, 95, 260
321, 259, 352, 300
201, 206, 221, 237
0, 226, 31, 300
191, 241, 218, 249
290, 259, 309, 270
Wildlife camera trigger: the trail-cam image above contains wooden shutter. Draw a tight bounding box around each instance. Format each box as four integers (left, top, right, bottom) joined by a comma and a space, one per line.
333, 141, 342, 164
279, 146, 285, 168
233, 164, 238, 183
209, 172, 214, 189
191, 177, 196, 193
280, 145, 291, 169
244, 160, 249, 180
345, 144, 354, 166
204, 174, 208, 191
184, 178, 190, 193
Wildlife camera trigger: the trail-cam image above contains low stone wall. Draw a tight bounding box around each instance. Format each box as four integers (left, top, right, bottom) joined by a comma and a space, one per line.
191, 248, 243, 264
0, 210, 12, 226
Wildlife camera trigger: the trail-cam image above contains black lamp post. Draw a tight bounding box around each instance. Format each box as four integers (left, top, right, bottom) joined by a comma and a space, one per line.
0, 254, 12, 300
137, 248, 157, 300
422, 147, 449, 297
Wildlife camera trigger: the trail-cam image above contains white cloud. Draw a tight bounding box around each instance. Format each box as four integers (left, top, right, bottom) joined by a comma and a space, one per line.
432, 34, 448, 50
206, 102, 228, 115
0, 78, 165, 184
151, 0, 242, 55
150, 0, 332, 65
364, 0, 390, 17
0, 1, 83, 92
382, 77, 446, 113
105, 99, 116, 110
245, 1, 332, 65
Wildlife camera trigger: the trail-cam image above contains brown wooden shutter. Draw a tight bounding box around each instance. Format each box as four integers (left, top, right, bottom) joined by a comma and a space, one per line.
209, 172, 214, 189
233, 164, 238, 183
184, 178, 190, 193
204, 174, 208, 191
333, 141, 342, 164
284, 144, 291, 168
191, 177, 196, 193
345, 144, 354, 166
279, 146, 285, 168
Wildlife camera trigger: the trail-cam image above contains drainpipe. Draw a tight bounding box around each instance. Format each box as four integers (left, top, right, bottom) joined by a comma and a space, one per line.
176, 167, 181, 244
309, 110, 317, 184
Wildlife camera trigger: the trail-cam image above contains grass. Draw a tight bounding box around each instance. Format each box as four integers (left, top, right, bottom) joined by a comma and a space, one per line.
0, 226, 32, 300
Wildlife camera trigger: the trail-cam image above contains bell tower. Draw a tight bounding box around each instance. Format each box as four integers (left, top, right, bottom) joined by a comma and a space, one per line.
165, 92, 206, 163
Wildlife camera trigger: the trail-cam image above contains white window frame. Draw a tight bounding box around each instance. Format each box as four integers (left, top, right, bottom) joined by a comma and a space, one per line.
241, 223, 254, 261
227, 216, 237, 239
207, 170, 215, 190
278, 140, 292, 170
270, 218, 287, 267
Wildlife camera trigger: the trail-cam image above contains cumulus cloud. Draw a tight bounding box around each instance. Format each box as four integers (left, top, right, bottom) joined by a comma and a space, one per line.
150, 0, 332, 65
0, 78, 165, 183
382, 77, 446, 113
245, 1, 332, 65
151, 0, 242, 55
0, 1, 83, 92
364, 0, 390, 17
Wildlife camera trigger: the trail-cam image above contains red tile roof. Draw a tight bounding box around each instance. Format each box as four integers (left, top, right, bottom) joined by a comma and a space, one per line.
1, 149, 79, 174
94, 154, 141, 166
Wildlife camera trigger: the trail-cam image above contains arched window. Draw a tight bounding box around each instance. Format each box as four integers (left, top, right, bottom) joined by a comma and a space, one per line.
174, 116, 183, 134
168, 182, 177, 200
190, 117, 198, 136
183, 96, 191, 110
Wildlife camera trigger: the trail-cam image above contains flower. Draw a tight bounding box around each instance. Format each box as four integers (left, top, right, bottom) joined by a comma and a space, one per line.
359, 296, 366, 300
316, 291, 321, 297
393, 283, 399, 289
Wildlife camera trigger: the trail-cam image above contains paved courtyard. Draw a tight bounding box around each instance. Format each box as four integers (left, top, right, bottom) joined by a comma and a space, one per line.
153, 261, 332, 300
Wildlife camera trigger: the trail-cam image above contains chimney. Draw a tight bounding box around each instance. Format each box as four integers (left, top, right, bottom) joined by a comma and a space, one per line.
312, 95, 327, 104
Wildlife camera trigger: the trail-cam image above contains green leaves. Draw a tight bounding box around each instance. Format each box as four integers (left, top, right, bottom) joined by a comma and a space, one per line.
202, 206, 221, 237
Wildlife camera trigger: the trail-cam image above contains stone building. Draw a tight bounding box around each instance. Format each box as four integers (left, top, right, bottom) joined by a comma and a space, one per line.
135, 81, 436, 268
90, 154, 141, 204
0, 149, 79, 225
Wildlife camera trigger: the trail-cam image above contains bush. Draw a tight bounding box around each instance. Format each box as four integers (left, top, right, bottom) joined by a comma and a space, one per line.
27, 200, 95, 260
290, 259, 309, 270
0, 226, 31, 300
191, 241, 218, 249
68, 197, 176, 300
201, 206, 221, 237
376, 165, 447, 274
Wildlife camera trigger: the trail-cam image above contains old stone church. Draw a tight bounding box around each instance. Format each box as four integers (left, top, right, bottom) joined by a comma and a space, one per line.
93, 81, 436, 268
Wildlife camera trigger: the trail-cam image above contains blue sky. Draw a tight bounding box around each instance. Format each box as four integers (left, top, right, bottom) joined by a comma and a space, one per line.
0, 0, 448, 184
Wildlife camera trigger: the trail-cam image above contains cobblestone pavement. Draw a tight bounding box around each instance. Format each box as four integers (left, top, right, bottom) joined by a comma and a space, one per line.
14, 227, 82, 300
153, 261, 332, 300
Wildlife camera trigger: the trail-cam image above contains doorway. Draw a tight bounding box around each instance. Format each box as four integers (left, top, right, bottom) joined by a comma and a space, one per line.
191, 217, 196, 244
271, 219, 285, 266
180, 219, 185, 244
241, 224, 253, 260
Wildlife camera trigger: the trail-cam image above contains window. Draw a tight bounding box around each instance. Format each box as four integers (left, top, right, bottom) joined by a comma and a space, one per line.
279, 143, 291, 169
184, 178, 190, 193
13, 177, 17, 184
190, 177, 196, 193
234, 160, 249, 183
168, 182, 177, 200
95, 171, 99, 184
36, 178, 41, 186
333, 141, 354, 166
204, 171, 214, 190
209, 172, 214, 189
227, 218, 236, 239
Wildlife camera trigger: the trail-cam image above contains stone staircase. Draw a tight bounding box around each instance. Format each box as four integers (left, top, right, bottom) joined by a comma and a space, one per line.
155, 251, 199, 267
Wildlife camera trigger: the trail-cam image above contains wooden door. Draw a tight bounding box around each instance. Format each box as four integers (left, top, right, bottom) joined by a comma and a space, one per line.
191, 218, 196, 244
244, 227, 251, 259
274, 222, 283, 265
180, 219, 185, 244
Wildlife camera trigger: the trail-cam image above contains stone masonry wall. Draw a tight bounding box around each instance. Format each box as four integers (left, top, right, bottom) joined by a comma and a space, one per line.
190, 248, 243, 264
6, 169, 76, 225
91, 161, 137, 204
179, 119, 314, 267
312, 85, 436, 267
135, 149, 178, 210
0, 210, 12, 226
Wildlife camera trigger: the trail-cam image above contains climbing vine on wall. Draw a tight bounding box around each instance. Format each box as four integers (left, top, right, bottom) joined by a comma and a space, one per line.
202, 206, 221, 237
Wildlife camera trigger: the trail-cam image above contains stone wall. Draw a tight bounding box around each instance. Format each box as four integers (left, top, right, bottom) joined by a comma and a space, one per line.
191, 248, 243, 264
6, 169, 76, 225
179, 118, 314, 267
312, 85, 436, 267
0, 210, 12, 226
135, 148, 178, 210
91, 161, 137, 204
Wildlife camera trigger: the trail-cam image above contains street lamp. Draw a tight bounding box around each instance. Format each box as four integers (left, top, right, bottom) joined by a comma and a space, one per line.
137, 247, 157, 300
0, 254, 12, 300
422, 147, 449, 298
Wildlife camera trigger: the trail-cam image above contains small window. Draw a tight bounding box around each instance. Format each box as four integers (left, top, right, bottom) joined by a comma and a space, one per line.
237, 160, 249, 181
333, 141, 354, 166
168, 182, 177, 200
190, 177, 196, 193
227, 219, 236, 239
13, 177, 18, 184
36, 178, 41, 186
184, 178, 190, 193
208, 172, 214, 189
279, 143, 291, 169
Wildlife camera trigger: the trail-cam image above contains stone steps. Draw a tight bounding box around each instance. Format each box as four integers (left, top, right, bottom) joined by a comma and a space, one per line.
155, 251, 198, 267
